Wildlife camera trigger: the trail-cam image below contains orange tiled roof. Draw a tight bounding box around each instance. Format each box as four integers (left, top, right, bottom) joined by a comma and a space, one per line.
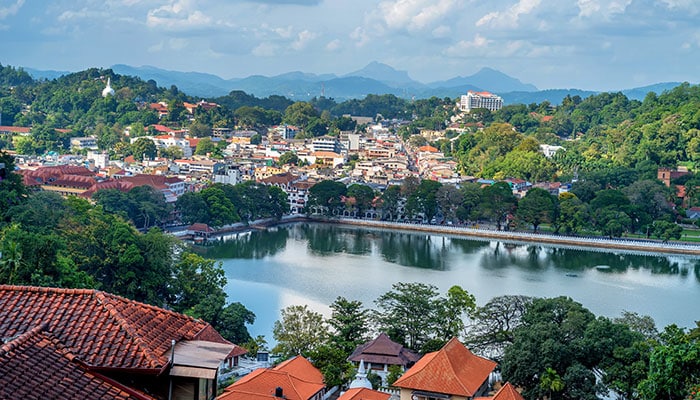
475, 382, 524, 400
218, 356, 324, 400
0, 285, 229, 372
337, 388, 390, 400
274, 355, 324, 384
0, 323, 152, 400
393, 337, 496, 397
418, 145, 439, 153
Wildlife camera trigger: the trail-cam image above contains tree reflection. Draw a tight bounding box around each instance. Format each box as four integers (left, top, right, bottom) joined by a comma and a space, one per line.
204, 228, 289, 259
479, 244, 692, 277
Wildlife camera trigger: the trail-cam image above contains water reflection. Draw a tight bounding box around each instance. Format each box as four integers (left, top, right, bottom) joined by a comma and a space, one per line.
205, 227, 289, 259
206, 222, 700, 282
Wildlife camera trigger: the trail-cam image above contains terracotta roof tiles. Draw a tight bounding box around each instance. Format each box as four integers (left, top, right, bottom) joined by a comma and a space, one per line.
393, 337, 496, 397
0, 285, 228, 372
337, 388, 391, 400
218, 356, 324, 400
0, 323, 152, 400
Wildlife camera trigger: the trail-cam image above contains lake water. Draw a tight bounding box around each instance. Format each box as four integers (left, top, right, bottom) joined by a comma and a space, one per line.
204, 222, 700, 341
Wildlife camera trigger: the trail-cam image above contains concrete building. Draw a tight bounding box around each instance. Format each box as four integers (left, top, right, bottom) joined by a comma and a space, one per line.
459, 91, 504, 112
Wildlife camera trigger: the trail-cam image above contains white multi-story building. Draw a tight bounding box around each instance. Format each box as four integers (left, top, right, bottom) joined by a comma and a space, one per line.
459, 91, 504, 112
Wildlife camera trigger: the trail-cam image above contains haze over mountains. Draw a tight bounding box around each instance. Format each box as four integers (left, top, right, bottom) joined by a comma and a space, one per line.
25, 62, 685, 105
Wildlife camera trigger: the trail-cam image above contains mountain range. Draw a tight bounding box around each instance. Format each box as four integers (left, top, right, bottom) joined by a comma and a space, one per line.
25, 62, 686, 105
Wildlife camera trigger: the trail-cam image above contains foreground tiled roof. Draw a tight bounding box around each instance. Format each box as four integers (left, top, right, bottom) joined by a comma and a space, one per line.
0, 323, 152, 400
337, 388, 390, 400
475, 383, 524, 400
0, 285, 228, 372
218, 356, 324, 400
393, 337, 496, 397
348, 332, 420, 366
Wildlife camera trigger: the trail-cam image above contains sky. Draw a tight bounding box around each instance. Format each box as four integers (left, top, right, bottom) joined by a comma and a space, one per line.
1, 0, 699, 91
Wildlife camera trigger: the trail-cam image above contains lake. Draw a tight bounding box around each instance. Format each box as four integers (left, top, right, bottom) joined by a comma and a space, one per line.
204, 222, 700, 341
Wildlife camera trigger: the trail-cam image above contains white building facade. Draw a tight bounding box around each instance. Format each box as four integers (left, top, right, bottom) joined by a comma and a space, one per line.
459, 91, 504, 112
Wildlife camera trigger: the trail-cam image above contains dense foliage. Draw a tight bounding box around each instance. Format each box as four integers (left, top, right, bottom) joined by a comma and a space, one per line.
0, 158, 255, 344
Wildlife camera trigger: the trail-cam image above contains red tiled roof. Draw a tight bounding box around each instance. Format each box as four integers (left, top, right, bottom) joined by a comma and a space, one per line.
393, 338, 496, 397
0, 125, 31, 134
348, 333, 420, 367
218, 356, 324, 400
151, 124, 174, 133
0, 285, 229, 372
261, 172, 299, 185
274, 355, 324, 384
337, 388, 390, 400
188, 223, 215, 233
0, 323, 152, 400
418, 145, 439, 153
475, 383, 524, 400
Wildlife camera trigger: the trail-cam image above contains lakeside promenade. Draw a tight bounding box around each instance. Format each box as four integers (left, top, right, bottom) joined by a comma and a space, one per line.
189, 216, 700, 256
324, 218, 700, 256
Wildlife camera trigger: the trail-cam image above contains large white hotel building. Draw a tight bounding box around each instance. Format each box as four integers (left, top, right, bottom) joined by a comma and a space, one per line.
459, 91, 504, 112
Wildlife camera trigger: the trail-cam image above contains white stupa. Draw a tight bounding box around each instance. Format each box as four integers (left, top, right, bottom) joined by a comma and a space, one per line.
348, 359, 372, 390
102, 77, 115, 97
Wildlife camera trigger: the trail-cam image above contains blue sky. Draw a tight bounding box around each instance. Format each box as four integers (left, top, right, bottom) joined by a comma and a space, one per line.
1, 0, 698, 91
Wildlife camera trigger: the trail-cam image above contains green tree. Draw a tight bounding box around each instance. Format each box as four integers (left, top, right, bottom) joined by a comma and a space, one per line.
131, 137, 157, 161
480, 182, 517, 230
278, 151, 299, 165
638, 325, 700, 400
501, 296, 602, 400
327, 296, 370, 355
161, 145, 184, 160
346, 184, 375, 216
556, 192, 588, 234
652, 220, 683, 242
307, 180, 347, 216
516, 187, 557, 232
374, 282, 441, 350
272, 304, 328, 358
194, 137, 217, 156
466, 295, 532, 361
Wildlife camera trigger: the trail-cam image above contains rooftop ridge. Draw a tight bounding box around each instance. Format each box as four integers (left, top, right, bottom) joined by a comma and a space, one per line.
444, 338, 472, 396
0, 285, 96, 296
95, 292, 163, 368
0, 322, 49, 356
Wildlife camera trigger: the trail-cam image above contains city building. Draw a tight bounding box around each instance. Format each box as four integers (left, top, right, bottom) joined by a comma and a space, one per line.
459, 91, 504, 112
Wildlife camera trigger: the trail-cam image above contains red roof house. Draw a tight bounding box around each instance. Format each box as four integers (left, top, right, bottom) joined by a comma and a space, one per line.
475, 383, 524, 400
0, 285, 240, 400
218, 356, 325, 400
337, 388, 390, 400
393, 337, 497, 399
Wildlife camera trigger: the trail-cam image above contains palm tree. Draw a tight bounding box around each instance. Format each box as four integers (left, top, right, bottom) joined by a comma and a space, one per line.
539, 367, 564, 399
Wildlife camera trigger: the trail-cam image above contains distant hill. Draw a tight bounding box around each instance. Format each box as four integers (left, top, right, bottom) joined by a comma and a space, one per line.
111, 64, 233, 97
344, 61, 418, 86
621, 82, 683, 101
21, 63, 692, 105
428, 67, 538, 93
25, 67, 71, 80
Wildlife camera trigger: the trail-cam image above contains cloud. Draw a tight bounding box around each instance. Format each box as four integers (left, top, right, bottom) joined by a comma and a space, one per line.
325, 39, 341, 51
252, 41, 277, 56
476, 0, 541, 28
443, 34, 491, 57
576, 0, 631, 19
291, 29, 317, 50
146, 0, 213, 31
0, 0, 24, 19
378, 0, 461, 31
239, 0, 322, 4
